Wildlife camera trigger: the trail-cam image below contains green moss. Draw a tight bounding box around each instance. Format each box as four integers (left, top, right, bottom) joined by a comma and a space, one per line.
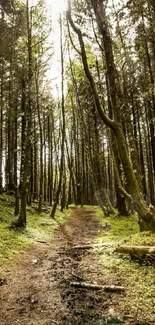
95, 207, 155, 322
0, 196, 71, 270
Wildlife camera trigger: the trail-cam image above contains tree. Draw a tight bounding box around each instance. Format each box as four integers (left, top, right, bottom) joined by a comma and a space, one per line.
67, 0, 155, 232
51, 15, 66, 218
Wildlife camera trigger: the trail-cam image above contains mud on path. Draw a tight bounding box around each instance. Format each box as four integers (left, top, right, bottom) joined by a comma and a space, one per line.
0, 208, 125, 325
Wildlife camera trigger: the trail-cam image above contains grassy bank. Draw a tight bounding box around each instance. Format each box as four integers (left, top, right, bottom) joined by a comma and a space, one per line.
0, 194, 71, 269
95, 209, 155, 323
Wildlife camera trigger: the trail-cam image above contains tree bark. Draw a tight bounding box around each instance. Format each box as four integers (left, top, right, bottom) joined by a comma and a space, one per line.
14, 100, 19, 215
36, 77, 43, 213
0, 58, 4, 193
50, 15, 65, 218
18, 1, 33, 227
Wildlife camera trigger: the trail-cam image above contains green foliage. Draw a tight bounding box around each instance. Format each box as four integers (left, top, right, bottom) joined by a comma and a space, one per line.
96, 208, 155, 244
95, 208, 155, 322
0, 195, 71, 269
96, 209, 139, 241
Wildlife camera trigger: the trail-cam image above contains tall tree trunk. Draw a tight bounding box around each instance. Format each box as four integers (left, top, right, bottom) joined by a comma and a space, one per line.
44, 114, 47, 203
36, 75, 43, 213
7, 54, 14, 193
33, 119, 38, 201
14, 100, 19, 215
67, 1, 155, 231
50, 15, 66, 218
18, 1, 32, 227
0, 58, 4, 193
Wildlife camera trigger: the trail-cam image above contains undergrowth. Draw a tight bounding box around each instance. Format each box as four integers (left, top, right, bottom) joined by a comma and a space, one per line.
0, 194, 71, 270
95, 208, 155, 323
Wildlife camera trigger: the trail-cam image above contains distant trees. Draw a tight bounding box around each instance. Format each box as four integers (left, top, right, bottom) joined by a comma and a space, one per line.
0, 0, 56, 226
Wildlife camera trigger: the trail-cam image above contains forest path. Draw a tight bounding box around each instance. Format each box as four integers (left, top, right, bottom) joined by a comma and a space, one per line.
0, 208, 124, 325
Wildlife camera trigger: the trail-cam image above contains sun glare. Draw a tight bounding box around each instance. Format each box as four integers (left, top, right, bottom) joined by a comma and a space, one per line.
48, 0, 67, 15
21, 0, 67, 14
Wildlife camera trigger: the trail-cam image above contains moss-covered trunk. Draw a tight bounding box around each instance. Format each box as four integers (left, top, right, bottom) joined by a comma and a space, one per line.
67, 1, 155, 232
114, 125, 155, 231
18, 184, 27, 228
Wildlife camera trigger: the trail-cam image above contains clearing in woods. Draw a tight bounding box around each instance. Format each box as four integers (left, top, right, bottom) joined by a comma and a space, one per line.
0, 208, 152, 325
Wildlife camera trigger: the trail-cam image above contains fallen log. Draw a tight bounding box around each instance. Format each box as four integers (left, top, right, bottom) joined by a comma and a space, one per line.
115, 245, 155, 255
70, 281, 125, 292
72, 242, 120, 249
36, 240, 49, 244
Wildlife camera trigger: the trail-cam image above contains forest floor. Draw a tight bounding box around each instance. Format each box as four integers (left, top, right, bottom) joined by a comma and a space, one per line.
0, 207, 155, 325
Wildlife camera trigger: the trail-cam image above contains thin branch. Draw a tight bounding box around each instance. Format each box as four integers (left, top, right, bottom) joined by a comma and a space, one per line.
67, 21, 81, 55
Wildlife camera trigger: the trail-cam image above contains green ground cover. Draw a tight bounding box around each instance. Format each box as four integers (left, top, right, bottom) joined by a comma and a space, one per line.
95, 209, 155, 322
0, 198, 155, 322
0, 194, 71, 269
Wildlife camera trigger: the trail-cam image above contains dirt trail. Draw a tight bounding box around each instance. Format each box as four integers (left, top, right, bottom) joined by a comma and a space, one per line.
0, 208, 125, 325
